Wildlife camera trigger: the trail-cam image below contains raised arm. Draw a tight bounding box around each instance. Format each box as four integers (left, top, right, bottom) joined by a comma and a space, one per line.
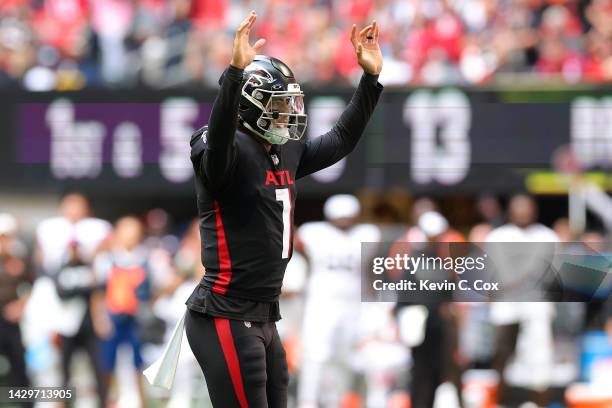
296, 21, 384, 179
190, 11, 266, 190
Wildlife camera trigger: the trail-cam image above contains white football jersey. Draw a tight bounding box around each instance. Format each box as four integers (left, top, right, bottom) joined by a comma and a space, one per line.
486, 223, 559, 243
298, 222, 381, 299
36, 217, 111, 273
486, 223, 559, 324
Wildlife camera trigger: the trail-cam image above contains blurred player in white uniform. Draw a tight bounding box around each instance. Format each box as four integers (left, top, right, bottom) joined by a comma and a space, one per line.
150, 219, 207, 407
295, 194, 381, 408
485, 194, 559, 406
30, 193, 111, 404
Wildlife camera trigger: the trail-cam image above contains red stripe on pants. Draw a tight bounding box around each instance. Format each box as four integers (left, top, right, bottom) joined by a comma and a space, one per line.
214, 318, 249, 408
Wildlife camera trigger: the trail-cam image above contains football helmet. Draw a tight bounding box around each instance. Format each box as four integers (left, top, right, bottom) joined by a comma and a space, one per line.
237, 55, 307, 145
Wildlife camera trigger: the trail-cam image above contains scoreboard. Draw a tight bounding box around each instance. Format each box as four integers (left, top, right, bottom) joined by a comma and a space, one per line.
2, 87, 612, 196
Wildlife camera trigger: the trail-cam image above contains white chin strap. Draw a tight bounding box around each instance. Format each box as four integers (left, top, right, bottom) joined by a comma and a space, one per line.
243, 122, 289, 145
263, 127, 290, 145
269, 127, 289, 138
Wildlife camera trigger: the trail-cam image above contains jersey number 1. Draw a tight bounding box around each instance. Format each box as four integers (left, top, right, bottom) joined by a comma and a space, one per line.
275, 188, 292, 259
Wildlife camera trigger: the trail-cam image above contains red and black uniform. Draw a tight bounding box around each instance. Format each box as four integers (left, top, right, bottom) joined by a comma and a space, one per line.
185, 64, 382, 408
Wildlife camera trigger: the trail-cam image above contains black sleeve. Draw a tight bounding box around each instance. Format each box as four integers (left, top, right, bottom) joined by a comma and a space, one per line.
296, 73, 383, 179
190, 65, 244, 191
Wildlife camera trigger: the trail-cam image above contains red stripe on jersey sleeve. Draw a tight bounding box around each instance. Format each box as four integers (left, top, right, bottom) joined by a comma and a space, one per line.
289, 189, 294, 257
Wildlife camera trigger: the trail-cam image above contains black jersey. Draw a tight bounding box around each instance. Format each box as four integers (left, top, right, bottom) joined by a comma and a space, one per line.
186, 65, 383, 322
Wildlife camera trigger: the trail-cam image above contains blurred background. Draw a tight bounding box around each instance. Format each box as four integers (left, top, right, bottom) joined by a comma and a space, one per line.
1, 0, 612, 88
0, 0, 612, 408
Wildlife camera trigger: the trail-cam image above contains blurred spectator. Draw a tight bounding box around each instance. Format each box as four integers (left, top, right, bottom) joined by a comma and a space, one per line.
468, 222, 493, 242
142, 208, 180, 299
385, 197, 440, 282
143, 208, 179, 254
90, 0, 134, 85
295, 194, 381, 408
34, 193, 110, 405
92, 216, 152, 407
2, 0, 612, 88
553, 216, 574, 242
152, 218, 206, 407
486, 194, 559, 407
35, 193, 111, 275
0, 214, 33, 389
173, 218, 204, 280
476, 194, 504, 228
395, 211, 466, 408
459, 223, 496, 366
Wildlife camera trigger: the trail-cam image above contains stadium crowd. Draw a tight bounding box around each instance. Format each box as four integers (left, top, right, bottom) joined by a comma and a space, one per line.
0, 191, 611, 407
1, 0, 612, 90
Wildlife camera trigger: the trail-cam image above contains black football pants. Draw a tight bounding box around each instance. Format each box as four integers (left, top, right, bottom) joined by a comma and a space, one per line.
185, 309, 289, 408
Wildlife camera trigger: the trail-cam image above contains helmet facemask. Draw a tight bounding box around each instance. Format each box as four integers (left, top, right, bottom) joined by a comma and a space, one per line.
241, 82, 308, 145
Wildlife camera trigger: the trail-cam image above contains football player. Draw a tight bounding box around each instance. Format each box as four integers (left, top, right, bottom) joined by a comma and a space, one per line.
184, 11, 383, 408
295, 194, 381, 407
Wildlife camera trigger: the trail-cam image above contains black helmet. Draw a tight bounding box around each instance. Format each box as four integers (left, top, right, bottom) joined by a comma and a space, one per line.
237, 55, 307, 145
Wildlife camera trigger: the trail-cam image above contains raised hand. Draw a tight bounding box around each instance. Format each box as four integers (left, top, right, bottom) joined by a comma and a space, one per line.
350, 20, 383, 76
230, 11, 266, 70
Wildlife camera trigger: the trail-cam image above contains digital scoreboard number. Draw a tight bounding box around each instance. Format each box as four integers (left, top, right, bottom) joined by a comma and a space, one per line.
19, 99, 212, 183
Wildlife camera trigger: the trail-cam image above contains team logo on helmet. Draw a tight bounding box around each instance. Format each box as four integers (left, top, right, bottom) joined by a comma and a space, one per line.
246, 68, 274, 88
